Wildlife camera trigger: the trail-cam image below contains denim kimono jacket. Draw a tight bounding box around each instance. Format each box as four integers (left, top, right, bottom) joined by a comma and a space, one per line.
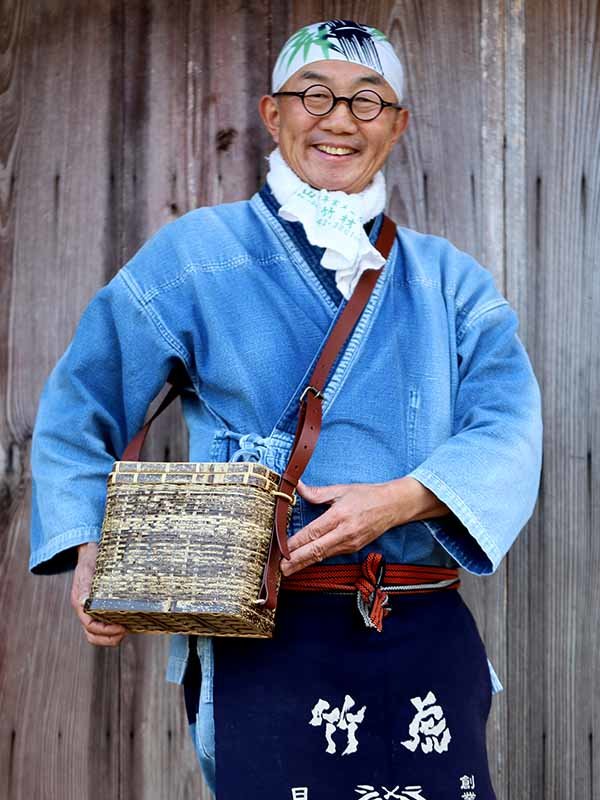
29, 181, 542, 720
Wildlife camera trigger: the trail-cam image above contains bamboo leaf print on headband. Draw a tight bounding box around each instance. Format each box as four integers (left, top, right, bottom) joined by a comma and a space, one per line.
282, 25, 332, 68
281, 20, 386, 72
370, 28, 388, 42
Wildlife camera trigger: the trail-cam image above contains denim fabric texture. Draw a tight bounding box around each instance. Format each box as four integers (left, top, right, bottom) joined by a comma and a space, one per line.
29, 181, 543, 784
183, 637, 216, 793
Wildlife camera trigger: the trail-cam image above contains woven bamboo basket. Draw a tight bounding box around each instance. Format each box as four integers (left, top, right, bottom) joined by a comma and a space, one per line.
83, 459, 292, 636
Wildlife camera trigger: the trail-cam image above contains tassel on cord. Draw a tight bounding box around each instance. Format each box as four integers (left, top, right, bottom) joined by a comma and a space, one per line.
355, 552, 391, 633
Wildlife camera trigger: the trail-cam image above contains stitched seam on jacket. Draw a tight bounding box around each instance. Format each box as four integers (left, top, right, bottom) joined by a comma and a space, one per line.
456, 300, 510, 343
250, 194, 337, 312
140, 253, 290, 302
117, 270, 194, 375
402, 276, 442, 289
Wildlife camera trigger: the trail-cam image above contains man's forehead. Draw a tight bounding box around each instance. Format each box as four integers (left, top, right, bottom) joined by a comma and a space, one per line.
282, 61, 394, 93
290, 62, 387, 88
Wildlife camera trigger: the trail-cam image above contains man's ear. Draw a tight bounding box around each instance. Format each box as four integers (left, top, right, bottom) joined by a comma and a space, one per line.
390, 107, 410, 147
258, 95, 280, 143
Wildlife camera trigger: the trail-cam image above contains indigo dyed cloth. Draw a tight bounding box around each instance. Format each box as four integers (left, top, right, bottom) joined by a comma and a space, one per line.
198, 587, 497, 799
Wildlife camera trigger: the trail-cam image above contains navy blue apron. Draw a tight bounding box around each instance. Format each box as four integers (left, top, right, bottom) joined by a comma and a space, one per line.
210, 585, 497, 800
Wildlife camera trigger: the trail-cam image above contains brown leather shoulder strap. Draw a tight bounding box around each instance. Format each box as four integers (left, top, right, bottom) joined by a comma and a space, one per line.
122, 382, 181, 461
258, 214, 397, 608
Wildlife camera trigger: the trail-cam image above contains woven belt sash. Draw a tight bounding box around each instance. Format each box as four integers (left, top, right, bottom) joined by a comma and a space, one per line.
280, 552, 460, 632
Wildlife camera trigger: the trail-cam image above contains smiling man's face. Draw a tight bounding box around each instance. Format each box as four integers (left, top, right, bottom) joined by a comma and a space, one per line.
259, 59, 409, 194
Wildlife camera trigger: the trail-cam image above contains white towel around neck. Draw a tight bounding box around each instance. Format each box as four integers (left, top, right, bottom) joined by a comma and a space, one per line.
266, 147, 387, 300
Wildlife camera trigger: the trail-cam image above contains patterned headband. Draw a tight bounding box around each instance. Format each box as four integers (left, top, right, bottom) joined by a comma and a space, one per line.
272, 19, 404, 103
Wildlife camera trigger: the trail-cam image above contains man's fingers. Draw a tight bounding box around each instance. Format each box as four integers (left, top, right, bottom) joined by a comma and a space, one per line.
73, 591, 128, 636
70, 545, 127, 645
82, 611, 129, 645
74, 595, 93, 626
85, 630, 127, 647
281, 530, 345, 575
84, 618, 128, 635
82, 617, 129, 646
70, 564, 94, 616
296, 480, 347, 506
287, 508, 340, 553
76, 600, 128, 634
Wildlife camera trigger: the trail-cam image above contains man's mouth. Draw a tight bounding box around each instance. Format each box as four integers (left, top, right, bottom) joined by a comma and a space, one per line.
313, 144, 357, 156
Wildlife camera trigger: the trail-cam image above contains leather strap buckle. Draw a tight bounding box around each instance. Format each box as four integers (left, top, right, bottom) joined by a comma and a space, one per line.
299, 385, 324, 404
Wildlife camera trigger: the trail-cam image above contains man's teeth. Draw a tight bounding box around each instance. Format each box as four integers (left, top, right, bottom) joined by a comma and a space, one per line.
316, 145, 355, 155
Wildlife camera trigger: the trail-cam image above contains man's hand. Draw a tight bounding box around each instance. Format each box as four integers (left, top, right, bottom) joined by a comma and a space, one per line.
70, 542, 128, 647
280, 476, 449, 576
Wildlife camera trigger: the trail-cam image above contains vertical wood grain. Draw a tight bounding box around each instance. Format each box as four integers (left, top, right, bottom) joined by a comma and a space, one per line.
1, 3, 123, 799
525, 2, 600, 798
503, 3, 543, 797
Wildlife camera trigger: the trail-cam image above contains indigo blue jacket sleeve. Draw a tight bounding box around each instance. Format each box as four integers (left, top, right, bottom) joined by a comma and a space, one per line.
29, 232, 184, 575
407, 298, 543, 575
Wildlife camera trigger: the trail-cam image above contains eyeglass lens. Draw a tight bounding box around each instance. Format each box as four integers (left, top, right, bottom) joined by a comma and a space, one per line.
302, 85, 383, 120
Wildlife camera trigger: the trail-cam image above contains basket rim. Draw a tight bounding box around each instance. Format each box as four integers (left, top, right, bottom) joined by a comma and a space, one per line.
109, 459, 283, 481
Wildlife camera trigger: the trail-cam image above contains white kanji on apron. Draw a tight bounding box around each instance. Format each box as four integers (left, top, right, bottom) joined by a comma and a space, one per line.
459, 773, 477, 798
355, 784, 428, 800
309, 694, 367, 755
291, 789, 309, 799
400, 691, 452, 754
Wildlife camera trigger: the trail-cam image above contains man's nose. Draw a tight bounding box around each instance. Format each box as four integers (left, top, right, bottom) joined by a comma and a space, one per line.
318, 99, 359, 132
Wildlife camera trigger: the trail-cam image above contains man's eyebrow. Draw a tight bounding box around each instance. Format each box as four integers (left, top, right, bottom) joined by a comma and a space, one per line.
297, 70, 385, 88
297, 70, 330, 82
350, 73, 384, 87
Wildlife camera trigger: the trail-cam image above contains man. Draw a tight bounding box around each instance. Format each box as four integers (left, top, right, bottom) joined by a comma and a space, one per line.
30, 19, 542, 800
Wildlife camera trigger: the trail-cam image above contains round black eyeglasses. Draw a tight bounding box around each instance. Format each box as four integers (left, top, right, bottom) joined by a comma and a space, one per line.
272, 84, 403, 121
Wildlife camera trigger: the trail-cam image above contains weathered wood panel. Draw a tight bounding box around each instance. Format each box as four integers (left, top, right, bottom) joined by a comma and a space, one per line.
525, 2, 600, 798
1, 1, 598, 798
1, 3, 124, 799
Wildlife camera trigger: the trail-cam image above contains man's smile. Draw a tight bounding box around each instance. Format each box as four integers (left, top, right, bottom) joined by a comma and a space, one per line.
315, 144, 357, 156
312, 143, 359, 160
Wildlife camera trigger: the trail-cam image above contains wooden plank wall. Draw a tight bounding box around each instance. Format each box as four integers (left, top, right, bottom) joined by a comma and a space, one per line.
0, 1, 598, 798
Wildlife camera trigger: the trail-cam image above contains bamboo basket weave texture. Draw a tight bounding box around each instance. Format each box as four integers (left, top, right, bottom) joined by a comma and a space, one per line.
85, 460, 291, 636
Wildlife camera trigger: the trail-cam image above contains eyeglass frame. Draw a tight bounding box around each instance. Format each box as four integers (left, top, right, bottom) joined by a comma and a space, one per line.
271, 83, 404, 121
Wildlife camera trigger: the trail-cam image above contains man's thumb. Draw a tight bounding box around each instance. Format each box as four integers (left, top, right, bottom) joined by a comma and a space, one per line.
297, 479, 335, 504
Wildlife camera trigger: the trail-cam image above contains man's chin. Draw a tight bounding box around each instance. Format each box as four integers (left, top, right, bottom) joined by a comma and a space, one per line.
305, 171, 361, 193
